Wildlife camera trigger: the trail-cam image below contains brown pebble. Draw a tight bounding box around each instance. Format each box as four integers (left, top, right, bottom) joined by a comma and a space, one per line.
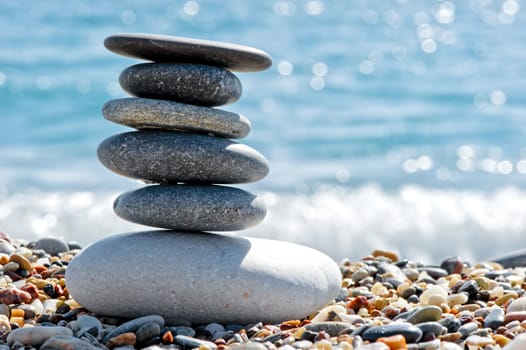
162, 330, 174, 344
107, 332, 136, 348
505, 311, 526, 323
9, 254, 31, 271
20, 284, 39, 300
440, 332, 462, 342
440, 257, 464, 275
372, 249, 399, 262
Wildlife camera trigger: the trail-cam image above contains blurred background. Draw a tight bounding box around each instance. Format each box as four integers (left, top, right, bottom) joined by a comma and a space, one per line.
0, 0, 525, 263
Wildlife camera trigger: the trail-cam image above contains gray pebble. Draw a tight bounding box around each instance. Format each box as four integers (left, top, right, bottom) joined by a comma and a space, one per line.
304, 322, 350, 336
415, 339, 441, 349
68, 241, 83, 250
102, 315, 164, 343
97, 130, 269, 184
172, 326, 195, 337
291, 340, 313, 349
228, 343, 268, 350
484, 306, 505, 330
77, 315, 103, 337
40, 335, 101, 350
402, 268, 420, 281
415, 322, 446, 337
489, 249, 526, 268
119, 63, 241, 107
114, 184, 266, 231
103, 98, 251, 139
362, 322, 423, 343
0, 304, 8, 317
457, 321, 478, 339
204, 322, 225, 336
136, 322, 161, 343
351, 268, 370, 282
0, 240, 14, 255
406, 306, 443, 324
175, 335, 217, 349
7, 326, 73, 347
417, 266, 448, 279
34, 237, 69, 255
104, 33, 272, 72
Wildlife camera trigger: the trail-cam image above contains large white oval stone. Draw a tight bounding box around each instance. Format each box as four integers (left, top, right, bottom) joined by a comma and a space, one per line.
66, 231, 341, 324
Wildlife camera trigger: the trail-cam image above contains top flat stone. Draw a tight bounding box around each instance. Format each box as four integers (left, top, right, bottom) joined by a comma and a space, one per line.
104, 33, 272, 72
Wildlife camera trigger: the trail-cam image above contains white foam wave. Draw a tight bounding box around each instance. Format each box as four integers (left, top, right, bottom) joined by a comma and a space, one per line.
1, 184, 525, 264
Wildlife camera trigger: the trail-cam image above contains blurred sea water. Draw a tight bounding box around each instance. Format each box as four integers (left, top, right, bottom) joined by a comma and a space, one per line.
1, 0, 526, 263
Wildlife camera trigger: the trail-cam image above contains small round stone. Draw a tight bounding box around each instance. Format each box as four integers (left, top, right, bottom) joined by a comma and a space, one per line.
103, 98, 251, 139
113, 185, 266, 231
66, 231, 342, 325
104, 33, 272, 72
33, 237, 69, 256
97, 130, 269, 184
119, 63, 242, 107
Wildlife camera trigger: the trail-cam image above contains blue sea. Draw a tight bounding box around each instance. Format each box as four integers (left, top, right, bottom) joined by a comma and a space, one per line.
1, 0, 525, 263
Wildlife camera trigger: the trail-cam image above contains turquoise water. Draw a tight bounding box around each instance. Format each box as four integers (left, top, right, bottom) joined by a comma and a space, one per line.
1, 1, 526, 262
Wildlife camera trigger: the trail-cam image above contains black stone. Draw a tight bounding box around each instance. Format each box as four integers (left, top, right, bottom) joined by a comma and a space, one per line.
362, 323, 422, 343
119, 63, 242, 107
105, 33, 272, 72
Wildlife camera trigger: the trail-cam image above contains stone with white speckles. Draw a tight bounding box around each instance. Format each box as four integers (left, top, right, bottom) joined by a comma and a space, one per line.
97, 130, 269, 184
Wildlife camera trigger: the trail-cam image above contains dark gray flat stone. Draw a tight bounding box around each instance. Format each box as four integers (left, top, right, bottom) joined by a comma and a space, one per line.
119, 63, 241, 107
103, 97, 251, 139
97, 130, 269, 184
114, 184, 266, 231
362, 322, 423, 343
105, 33, 272, 72
489, 249, 526, 268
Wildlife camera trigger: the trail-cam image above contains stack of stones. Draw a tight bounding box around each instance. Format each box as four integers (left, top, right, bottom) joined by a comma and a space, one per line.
66, 34, 341, 325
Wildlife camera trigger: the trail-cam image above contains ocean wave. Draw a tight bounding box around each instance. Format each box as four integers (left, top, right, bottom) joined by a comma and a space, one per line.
1, 184, 525, 264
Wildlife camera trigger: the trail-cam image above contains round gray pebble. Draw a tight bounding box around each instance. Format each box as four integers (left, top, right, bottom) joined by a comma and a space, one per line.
97, 130, 269, 184
103, 97, 251, 139
119, 63, 242, 107
114, 184, 266, 231
104, 33, 272, 72
33, 237, 69, 255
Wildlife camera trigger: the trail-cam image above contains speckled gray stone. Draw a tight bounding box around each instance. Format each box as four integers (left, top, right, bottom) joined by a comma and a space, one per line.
114, 185, 266, 231
119, 63, 242, 107
104, 33, 272, 72
97, 130, 269, 184
103, 97, 251, 139
66, 231, 342, 325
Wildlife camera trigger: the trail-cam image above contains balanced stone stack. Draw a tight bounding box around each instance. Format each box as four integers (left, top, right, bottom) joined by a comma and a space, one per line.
66, 34, 341, 325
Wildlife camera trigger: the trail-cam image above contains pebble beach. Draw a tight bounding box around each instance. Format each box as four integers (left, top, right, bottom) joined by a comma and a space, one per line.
0, 233, 525, 349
